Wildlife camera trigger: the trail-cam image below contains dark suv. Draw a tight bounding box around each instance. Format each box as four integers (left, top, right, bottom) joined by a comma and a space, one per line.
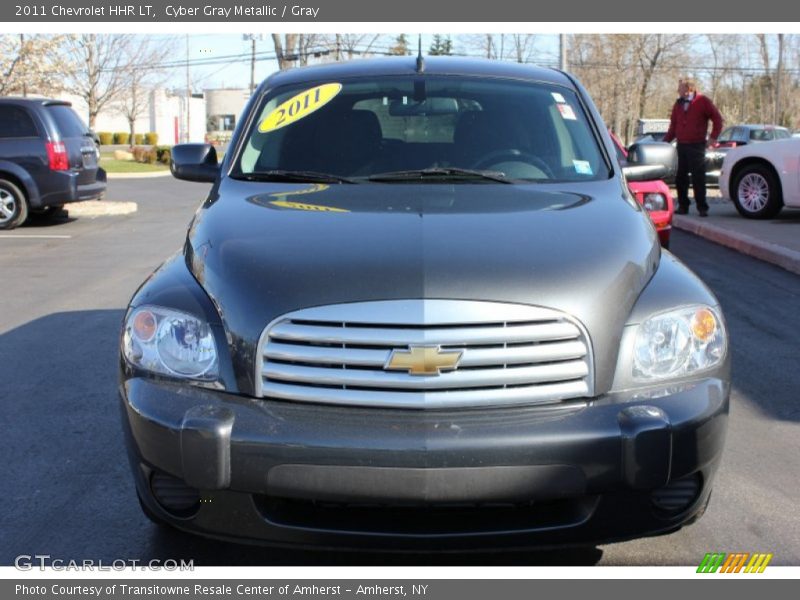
0, 97, 107, 229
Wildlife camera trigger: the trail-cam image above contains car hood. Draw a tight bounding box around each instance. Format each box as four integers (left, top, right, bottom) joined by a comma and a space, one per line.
186, 180, 660, 394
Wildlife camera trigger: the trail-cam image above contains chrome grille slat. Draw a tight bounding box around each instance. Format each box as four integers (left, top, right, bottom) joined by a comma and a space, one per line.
263, 340, 588, 368
264, 343, 390, 366
261, 380, 590, 409
256, 300, 594, 409
263, 361, 588, 390
268, 321, 580, 346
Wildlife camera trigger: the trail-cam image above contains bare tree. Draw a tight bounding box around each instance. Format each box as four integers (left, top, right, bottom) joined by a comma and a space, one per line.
117, 37, 174, 146
755, 33, 776, 123
634, 34, 688, 123
462, 34, 499, 59
271, 34, 299, 70
509, 34, 536, 63
0, 34, 66, 96
297, 34, 325, 66
774, 33, 785, 124
334, 34, 383, 59
61, 34, 136, 128
570, 35, 641, 141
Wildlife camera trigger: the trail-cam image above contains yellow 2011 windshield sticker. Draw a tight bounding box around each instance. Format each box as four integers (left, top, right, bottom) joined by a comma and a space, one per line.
259, 83, 342, 133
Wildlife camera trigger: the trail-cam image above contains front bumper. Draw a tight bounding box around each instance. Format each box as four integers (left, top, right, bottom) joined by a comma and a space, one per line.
121, 377, 728, 550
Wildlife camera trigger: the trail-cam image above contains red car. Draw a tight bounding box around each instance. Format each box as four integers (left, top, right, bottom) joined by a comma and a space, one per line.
611, 131, 675, 248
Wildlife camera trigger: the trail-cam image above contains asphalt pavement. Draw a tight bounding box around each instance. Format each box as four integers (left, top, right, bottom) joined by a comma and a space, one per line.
671, 190, 800, 276
1, 177, 799, 566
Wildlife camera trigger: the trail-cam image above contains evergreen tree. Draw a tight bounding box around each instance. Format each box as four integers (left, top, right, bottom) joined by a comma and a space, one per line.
429, 35, 453, 56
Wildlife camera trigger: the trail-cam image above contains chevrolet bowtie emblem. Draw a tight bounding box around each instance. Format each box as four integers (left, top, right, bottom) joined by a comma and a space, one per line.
384, 345, 463, 376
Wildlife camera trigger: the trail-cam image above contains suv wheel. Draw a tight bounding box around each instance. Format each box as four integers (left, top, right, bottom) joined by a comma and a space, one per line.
0, 179, 29, 230
731, 165, 783, 219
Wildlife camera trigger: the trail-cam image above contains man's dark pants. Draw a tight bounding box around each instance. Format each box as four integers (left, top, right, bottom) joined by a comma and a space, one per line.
675, 142, 708, 212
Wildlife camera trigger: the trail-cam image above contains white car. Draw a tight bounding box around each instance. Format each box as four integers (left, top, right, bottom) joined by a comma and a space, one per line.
719, 137, 800, 219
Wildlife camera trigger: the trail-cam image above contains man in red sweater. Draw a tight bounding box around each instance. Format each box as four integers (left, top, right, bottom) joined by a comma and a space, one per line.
664, 78, 723, 216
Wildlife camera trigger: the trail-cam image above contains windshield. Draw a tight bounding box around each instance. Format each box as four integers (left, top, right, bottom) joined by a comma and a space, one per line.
235, 75, 610, 183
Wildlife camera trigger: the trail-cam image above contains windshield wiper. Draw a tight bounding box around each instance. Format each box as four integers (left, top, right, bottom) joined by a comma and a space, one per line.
234, 170, 358, 184
366, 167, 512, 184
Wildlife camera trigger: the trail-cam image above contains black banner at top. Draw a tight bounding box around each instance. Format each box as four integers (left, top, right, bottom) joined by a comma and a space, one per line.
3, 0, 800, 22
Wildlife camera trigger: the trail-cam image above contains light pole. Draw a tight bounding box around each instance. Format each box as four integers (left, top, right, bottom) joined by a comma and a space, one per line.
243, 34, 263, 96
185, 34, 191, 143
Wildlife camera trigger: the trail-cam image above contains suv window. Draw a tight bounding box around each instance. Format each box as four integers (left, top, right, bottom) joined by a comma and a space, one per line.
732, 127, 749, 143
237, 76, 610, 183
750, 128, 771, 141
0, 105, 38, 138
46, 104, 89, 138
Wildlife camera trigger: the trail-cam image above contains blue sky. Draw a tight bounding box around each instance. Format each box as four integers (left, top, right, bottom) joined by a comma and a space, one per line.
153, 34, 560, 91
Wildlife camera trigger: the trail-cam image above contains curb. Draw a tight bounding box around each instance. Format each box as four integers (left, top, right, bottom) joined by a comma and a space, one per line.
672, 216, 800, 276
105, 170, 171, 179
67, 201, 138, 216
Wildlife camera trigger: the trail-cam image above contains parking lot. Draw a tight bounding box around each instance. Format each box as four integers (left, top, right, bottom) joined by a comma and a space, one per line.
1, 175, 799, 566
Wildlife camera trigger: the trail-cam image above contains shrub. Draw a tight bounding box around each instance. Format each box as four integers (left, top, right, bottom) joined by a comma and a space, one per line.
155, 145, 172, 165
114, 132, 130, 145
97, 131, 113, 146
131, 146, 160, 164
144, 132, 158, 145
133, 133, 144, 145
131, 146, 148, 162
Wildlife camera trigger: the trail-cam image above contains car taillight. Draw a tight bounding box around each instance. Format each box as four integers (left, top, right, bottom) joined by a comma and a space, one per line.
46, 141, 70, 171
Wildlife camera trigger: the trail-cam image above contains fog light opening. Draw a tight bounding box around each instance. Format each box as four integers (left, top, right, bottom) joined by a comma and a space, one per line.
651, 473, 702, 515
149, 471, 201, 518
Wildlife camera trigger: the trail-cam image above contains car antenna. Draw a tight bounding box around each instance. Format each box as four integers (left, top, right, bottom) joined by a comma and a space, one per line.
416, 35, 425, 73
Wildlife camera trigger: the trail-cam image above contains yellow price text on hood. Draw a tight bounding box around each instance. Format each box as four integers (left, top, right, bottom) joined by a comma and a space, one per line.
259, 83, 342, 133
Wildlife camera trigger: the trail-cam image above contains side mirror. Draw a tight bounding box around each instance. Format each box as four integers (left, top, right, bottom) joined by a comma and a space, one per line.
623, 164, 669, 182
625, 141, 677, 181
171, 144, 219, 183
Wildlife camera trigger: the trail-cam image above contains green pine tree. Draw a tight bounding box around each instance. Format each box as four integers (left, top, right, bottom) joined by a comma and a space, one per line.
429, 35, 453, 56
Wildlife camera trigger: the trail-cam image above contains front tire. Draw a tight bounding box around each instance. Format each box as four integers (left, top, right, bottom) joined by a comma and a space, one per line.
0, 179, 29, 230
731, 165, 783, 219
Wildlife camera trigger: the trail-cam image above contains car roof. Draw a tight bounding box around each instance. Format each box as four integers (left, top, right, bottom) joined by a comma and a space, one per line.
261, 56, 573, 91
0, 97, 72, 108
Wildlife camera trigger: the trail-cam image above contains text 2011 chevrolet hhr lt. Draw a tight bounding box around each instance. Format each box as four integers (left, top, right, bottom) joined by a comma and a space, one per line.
120, 57, 729, 550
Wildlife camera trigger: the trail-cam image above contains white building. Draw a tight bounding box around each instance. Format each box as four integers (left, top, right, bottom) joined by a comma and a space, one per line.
205, 88, 250, 141
63, 89, 206, 144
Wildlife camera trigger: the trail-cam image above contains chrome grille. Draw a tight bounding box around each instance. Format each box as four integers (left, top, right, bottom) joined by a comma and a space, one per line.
256, 300, 594, 409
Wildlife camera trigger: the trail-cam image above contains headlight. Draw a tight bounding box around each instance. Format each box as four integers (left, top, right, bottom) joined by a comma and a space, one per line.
633, 306, 726, 380
123, 306, 218, 379
642, 192, 667, 212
